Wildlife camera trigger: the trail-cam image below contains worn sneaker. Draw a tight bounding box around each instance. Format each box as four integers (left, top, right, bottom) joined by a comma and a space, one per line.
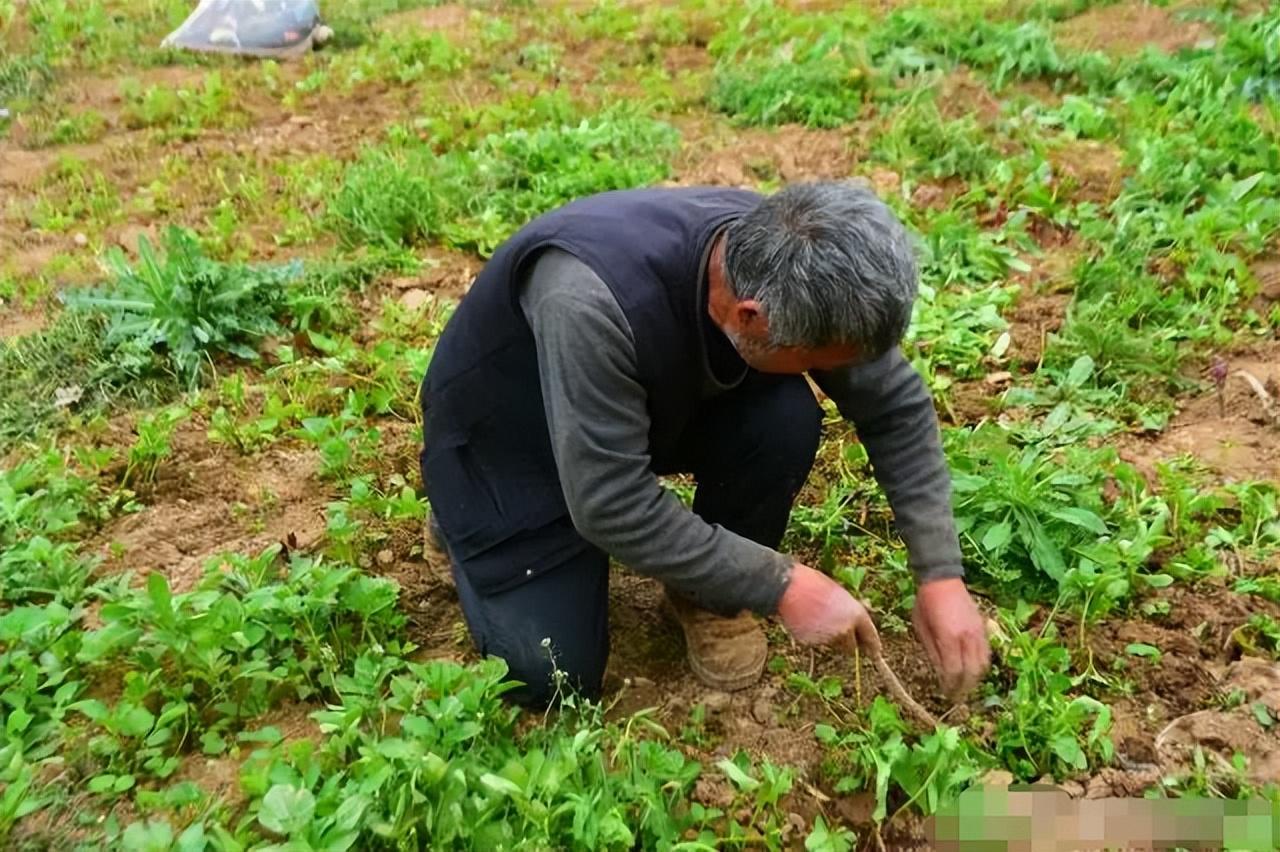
664, 589, 768, 691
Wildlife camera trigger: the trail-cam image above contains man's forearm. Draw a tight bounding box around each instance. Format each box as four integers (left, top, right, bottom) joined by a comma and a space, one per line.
814, 351, 964, 583
521, 249, 793, 615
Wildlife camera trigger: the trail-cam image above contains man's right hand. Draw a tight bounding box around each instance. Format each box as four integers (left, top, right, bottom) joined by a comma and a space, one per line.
778, 563, 879, 649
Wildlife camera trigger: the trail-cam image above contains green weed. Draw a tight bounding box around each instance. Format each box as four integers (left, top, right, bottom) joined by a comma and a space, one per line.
1233, 614, 1280, 660
120, 71, 245, 142
0, 313, 169, 447
74, 547, 405, 759
25, 0, 194, 69
28, 156, 121, 234
873, 98, 1000, 182
64, 227, 303, 388
983, 609, 1115, 781
948, 424, 1173, 614
122, 405, 189, 491
711, 52, 873, 127
25, 107, 108, 146
332, 108, 679, 254
330, 27, 465, 90
0, 54, 54, 107
206, 373, 304, 455
816, 698, 987, 823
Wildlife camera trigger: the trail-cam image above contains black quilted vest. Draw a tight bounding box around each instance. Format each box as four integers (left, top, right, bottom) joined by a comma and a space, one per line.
420, 186, 761, 592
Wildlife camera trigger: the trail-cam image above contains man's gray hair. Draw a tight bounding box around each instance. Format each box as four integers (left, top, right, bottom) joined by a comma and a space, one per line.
723, 181, 919, 355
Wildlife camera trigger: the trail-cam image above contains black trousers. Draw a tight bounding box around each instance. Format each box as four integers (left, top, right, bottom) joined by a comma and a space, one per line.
439, 373, 823, 706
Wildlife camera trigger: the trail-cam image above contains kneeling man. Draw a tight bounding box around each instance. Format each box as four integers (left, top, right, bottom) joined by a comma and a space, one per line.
420, 181, 990, 706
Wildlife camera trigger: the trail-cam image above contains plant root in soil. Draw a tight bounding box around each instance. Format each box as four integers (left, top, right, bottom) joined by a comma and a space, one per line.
836, 624, 942, 730
1236, 370, 1280, 427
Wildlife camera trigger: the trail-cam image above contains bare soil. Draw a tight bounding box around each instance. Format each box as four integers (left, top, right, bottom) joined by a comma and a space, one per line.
673, 121, 857, 187
84, 416, 333, 594
1118, 342, 1280, 484
1049, 139, 1126, 206
1055, 1, 1213, 56
936, 69, 1005, 123
0, 304, 47, 339
374, 3, 472, 39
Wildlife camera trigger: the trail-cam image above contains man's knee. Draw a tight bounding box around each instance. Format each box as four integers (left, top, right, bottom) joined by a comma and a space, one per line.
492, 635, 607, 708
451, 549, 611, 709
751, 377, 823, 478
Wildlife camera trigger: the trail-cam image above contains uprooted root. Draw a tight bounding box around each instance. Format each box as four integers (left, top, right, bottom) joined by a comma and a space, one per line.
1237, 370, 1280, 427
835, 627, 941, 729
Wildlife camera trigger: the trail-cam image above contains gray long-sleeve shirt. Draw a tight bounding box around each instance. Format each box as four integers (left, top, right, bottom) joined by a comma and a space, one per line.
519, 248, 962, 617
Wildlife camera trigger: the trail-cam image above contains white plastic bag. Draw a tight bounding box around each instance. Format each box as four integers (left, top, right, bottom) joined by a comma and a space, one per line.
162, 0, 330, 59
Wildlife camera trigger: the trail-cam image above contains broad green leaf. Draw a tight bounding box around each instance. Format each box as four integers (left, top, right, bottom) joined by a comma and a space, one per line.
88, 774, 119, 794
332, 794, 369, 833
806, 815, 856, 852
989, 331, 1011, 359
981, 520, 1013, 551
121, 819, 173, 852
177, 823, 207, 852
76, 623, 143, 663
1230, 171, 1265, 201
717, 758, 760, 792
1024, 516, 1066, 582
1049, 507, 1108, 535
1065, 355, 1094, 388
258, 784, 315, 836
200, 730, 227, 756
118, 705, 156, 738
238, 726, 283, 744
146, 572, 175, 627
6, 706, 33, 734
479, 772, 523, 798
1124, 643, 1161, 659
1050, 735, 1085, 770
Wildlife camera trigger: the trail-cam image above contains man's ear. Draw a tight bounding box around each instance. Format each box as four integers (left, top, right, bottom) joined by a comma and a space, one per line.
735, 299, 765, 331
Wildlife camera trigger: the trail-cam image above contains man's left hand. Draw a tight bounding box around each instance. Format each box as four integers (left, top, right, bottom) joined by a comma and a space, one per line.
912, 577, 991, 699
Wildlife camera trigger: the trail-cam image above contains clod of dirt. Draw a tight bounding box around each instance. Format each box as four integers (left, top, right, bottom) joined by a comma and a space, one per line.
867, 169, 901, 197
703, 690, 732, 714
1050, 140, 1125, 205
1154, 658, 1280, 786
1084, 766, 1163, 799
910, 183, 946, 210
693, 775, 735, 810
399, 288, 433, 312
673, 124, 855, 187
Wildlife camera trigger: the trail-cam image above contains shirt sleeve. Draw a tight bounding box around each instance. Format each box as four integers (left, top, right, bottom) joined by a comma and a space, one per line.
811, 350, 964, 584
519, 249, 793, 615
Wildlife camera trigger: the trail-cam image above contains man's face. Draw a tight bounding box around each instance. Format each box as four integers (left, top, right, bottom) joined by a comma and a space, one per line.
707, 235, 863, 374
724, 312, 862, 374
